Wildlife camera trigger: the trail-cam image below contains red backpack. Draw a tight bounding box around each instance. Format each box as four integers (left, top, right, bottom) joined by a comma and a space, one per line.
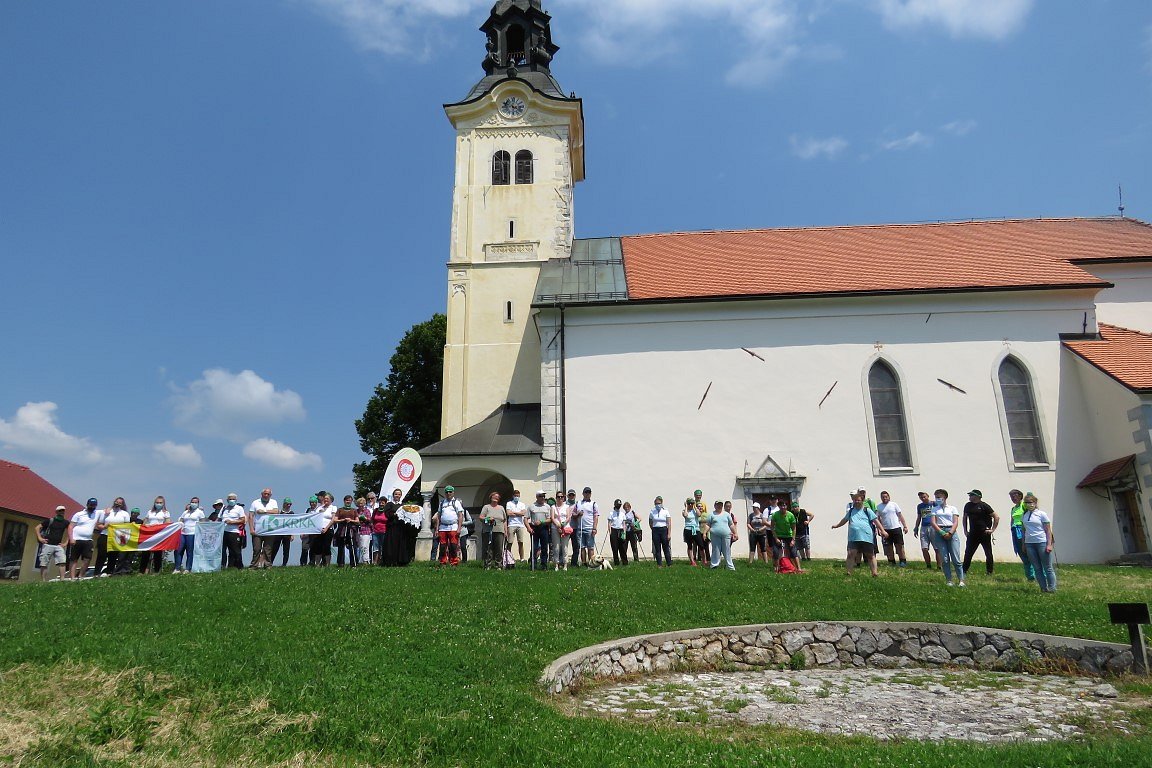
776, 556, 798, 574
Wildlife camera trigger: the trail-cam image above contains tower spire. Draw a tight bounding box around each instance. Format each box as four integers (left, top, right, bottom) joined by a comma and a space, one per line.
455, 0, 567, 103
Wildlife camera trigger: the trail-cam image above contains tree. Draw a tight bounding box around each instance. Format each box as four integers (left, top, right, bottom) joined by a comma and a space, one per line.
353, 313, 445, 498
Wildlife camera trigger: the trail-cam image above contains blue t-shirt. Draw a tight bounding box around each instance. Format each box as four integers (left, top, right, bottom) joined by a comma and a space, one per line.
707, 511, 733, 538
684, 509, 700, 533
843, 506, 877, 544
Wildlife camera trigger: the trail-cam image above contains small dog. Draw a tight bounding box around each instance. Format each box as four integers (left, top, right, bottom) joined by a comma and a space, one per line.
589, 556, 613, 571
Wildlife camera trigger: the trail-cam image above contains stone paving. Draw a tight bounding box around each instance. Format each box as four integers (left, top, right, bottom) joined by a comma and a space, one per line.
571, 668, 1137, 742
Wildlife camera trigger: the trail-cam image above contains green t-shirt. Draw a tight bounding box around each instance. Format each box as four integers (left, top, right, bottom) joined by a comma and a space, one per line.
1011, 502, 1026, 527
771, 510, 796, 538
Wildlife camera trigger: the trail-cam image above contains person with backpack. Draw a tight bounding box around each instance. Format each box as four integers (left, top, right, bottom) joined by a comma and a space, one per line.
770, 502, 803, 573
832, 492, 886, 577
480, 492, 507, 570
623, 501, 642, 562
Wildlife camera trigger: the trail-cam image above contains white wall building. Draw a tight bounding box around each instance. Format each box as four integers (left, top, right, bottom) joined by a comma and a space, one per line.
420, 0, 1152, 564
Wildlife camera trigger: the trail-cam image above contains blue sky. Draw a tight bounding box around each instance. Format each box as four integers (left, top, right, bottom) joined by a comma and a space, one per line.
2, 0, 1150, 512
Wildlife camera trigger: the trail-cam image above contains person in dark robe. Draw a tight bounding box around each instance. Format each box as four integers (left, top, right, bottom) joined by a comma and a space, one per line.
378, 488, 402, 567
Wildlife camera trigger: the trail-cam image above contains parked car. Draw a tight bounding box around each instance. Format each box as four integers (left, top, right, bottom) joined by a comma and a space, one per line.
0, 559, 21, 579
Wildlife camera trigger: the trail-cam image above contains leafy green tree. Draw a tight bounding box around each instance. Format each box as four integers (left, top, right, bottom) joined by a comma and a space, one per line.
353, 313, 445, 498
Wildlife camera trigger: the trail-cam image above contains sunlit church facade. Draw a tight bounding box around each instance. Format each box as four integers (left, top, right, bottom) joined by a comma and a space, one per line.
419, 0, 1152, 564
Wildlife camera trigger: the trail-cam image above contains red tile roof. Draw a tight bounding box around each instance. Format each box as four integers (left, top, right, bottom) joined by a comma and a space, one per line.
620, 217, 1152, 301
1064, 324, 1152, 394
0, 459, 82, 521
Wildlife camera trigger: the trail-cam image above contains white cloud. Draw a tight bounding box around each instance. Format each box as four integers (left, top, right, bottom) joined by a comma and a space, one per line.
941, 119, 978, 136
790, 134, 849, 160
874, 0, 1034, 40
170, 369, 306, 437
296, 0, 486, 55
243, 438, 324, 472
153, 441, 203, 468
881, 130, 933, 151
0, 402, 104, 464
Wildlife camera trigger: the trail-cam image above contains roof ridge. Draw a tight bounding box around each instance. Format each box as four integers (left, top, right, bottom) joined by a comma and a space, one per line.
0, 459, 31, 470
617, 216, 1146, 240
1098, 323, 1152, 340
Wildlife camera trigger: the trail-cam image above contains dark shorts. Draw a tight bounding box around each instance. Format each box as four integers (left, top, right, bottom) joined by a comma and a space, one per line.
70, 540, 93, 561
885, 528, 904, 546
849, 540, 875, 556
750, 532, 769, 553
683, 528, 700, 545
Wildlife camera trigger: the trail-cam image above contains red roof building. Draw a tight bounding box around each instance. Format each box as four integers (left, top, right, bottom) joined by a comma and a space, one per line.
0, 460, 82, 583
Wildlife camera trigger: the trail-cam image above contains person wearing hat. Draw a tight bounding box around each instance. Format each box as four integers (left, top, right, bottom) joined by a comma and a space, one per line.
527, 491, 554, 570
67, 498, 99, 579
961, 489, 999, 577
575, 487, 599, 567
37, 506, 71, 581
299, 496, 319, 565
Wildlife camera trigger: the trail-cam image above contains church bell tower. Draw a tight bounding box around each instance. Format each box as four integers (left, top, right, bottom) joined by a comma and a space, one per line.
440, 0, 585, 439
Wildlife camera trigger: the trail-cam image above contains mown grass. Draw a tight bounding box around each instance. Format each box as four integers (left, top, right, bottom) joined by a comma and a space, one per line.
0, 559, 1149, 767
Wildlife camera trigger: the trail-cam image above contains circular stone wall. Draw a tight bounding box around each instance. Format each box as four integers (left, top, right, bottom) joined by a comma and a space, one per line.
540, 622, 1136, 696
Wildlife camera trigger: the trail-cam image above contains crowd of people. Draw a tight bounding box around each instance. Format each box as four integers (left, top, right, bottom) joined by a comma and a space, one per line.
35, 483, 1056, 593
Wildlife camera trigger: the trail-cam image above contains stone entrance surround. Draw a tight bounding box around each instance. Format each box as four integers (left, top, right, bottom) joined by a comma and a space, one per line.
541, 622, 1136, 695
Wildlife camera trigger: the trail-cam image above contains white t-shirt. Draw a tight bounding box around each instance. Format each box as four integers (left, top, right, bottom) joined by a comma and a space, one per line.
223, 504, 246, 532
179, 509, 205, 535
649, 507, 671, 528
877, 501, 903, 531
144, 508, 171, 526
250, 498, 279, 516
505, 499, 528, 529
438, 506, 459, 532
318, 503, 337, 528
608, 507, 627, 529
577, 499, 598, 532
554, 504, 572, 528
70, 510, 98, 541
932, 504, 959, 531
1022, 508, 1052, 544
106, 509, 131, 526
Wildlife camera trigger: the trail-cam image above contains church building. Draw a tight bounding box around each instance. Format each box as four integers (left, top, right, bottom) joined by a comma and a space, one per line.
419, 0, 1152, 564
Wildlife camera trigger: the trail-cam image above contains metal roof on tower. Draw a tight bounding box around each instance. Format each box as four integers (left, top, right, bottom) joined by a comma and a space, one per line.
453, 0, 569, 103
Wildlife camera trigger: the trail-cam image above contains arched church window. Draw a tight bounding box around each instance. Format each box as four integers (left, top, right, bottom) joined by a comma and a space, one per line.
998, 357, 1047, 465
492, 151, 510, 186
515, 150, 533, 185
868, 361, 913, 469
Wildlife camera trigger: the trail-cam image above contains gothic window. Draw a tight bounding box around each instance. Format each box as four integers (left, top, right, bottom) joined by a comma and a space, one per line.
998, 357, 1047, 465
868, 361, 913, 469
492, 151, 510, 186
515, 150, 533, 184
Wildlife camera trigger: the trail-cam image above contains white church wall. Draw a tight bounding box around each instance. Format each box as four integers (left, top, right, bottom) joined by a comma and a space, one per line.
560, 291, 1111, 563
1049, 353, 1144, 562
1080, 262, 1152, 333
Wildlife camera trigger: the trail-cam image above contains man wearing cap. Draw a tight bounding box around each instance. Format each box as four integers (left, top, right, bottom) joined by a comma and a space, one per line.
962, 490, 998, 577
436, 487, 465, 563
527, 491, 554, 570
299, 495, 319, 565
575, 487, 599, 567
66, 498, 100, 580
432, 488, 463, 566
248, 488, 278, 568
37, 506, 70, 581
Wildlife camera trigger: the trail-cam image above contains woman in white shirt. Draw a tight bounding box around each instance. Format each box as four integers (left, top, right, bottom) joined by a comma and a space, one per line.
929, 489, 965, 588
608, 499, 629, 566
175, 498, 204, 573
139, 496, 171, 575
1021, 493, 1057, 593
649, 497, 672, 567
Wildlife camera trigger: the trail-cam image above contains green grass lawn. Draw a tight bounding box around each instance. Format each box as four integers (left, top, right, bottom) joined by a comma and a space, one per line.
1, 559, 1149, 767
